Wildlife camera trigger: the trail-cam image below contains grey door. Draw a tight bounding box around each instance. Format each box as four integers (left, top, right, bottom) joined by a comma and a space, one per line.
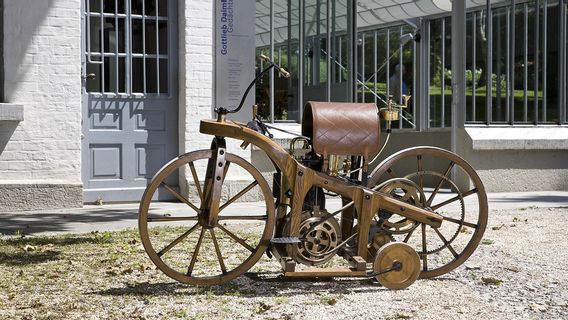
81, 0, 178, 202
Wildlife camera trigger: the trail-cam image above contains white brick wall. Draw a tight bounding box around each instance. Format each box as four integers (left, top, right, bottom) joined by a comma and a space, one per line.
0, 0, 81, 184
180, 0, 215, 155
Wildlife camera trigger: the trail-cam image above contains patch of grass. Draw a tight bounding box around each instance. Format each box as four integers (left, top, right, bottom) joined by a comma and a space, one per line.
481, 239, 495, 245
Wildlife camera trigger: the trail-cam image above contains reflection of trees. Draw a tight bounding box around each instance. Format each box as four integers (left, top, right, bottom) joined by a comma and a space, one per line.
476, 11, 487, 87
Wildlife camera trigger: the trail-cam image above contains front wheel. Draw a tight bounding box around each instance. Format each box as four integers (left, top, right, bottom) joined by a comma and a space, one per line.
369, 147, 488, 279
139, 150, 275, 285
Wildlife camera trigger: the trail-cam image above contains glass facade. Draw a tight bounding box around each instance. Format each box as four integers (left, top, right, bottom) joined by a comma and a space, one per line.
255, 0, 568, 126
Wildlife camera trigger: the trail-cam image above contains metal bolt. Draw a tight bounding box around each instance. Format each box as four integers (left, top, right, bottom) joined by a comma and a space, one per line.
218, 162, 223, 167
324, 181, 328, 185
216, 176, 221, 181
365, 195, 370, 200
298, 171, 303, 176
219, 150, 225, 155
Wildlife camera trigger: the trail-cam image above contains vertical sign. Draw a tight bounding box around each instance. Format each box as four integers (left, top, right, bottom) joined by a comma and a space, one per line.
215, 0, 255, 122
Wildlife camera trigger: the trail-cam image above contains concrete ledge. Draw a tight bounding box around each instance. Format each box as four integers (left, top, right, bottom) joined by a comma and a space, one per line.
0, 183, 83, 212
465, 127, 568, 150
0, 103, 24, 121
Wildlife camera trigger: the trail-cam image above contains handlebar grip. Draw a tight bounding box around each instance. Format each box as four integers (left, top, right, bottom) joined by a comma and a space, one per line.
279, 67, 290, 78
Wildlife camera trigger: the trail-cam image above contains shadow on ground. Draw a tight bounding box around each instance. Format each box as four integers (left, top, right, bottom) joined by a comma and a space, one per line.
90, 273, 386, 297
0, 207, 139, 235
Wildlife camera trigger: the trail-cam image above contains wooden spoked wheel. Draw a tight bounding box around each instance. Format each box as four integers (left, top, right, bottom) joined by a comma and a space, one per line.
369, 147, 488, 279
139, 150, 275, 285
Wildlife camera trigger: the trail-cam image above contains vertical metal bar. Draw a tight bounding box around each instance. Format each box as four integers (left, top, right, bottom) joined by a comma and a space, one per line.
326, 0, 331, 101
426, 21, 431, 128
510, 2, 515, 124
506, 6, 510, 123
127, 0, 131, 94
287, 0, 292, 119
155, 0, 160, 95
486, 0, 493, 125
142, 0, 146, 94
524, 3, 528, 122
361, 32, 365, 103
315, 0, 320, 86
543, 0, 548, 122
339, 36, 342, 83
560, 0, 567, 124
496, 9, 502, 121
299, 0, 304, 118
386, 30, 390, 100
534, 0, 540, 124
441, 19, 445, 128
398, 26, 403, 129
270, 0, 275, 122
347, 0, 356, 102
115, 0, 119, 94
451, 0, 466, 154
472, 12, 477, 122
412, 24, 418, 130
100, 0, 105, 93
373, 30, 377, 106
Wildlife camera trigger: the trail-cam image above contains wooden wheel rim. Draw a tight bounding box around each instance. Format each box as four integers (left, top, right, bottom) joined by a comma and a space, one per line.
374, 242, 421, 290
139, 150, 275, 285
369, 146, 488, 279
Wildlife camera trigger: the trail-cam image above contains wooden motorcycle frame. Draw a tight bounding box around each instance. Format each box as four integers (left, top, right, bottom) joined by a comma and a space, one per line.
139, 56, 488, 289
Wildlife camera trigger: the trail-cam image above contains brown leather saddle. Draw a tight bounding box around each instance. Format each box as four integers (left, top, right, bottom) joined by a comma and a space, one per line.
302, 101, 381, 158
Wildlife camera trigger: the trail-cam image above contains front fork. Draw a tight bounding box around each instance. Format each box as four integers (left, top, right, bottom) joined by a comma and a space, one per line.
200, 137, 227, 228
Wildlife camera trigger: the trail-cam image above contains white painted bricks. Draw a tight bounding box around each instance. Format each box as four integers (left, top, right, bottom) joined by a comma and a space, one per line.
0, 0, 81, 184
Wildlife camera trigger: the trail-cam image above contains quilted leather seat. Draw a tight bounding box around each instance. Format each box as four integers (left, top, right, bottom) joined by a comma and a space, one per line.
302, 101, 381, 158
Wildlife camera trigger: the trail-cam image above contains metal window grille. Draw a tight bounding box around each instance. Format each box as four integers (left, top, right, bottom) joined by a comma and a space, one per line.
84, 0, 170, 96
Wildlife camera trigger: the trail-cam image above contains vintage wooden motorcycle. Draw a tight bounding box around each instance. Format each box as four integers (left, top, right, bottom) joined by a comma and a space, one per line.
138, 55, 488, 289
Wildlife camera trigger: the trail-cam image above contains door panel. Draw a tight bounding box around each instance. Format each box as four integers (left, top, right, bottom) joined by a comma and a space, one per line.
82, 0, 178, 202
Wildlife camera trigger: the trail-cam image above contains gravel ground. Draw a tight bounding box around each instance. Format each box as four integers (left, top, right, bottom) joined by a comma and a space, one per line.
1, 206, 567, 319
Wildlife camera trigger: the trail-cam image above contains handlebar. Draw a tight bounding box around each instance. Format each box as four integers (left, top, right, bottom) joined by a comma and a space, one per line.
215, 55, 290, 115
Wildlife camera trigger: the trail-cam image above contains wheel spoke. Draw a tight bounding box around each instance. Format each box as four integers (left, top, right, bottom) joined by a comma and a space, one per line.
209, 229, 227, 274
443, 216, 478, 229
219, 181, 258, 212
403, 227, 415, 243
161, 182, 200, 212
431, 188, 477, 211
187, 227, 206, 276
217, 224, 255, 253
157, 223, 199, 257
421, 223, 428, 271
188, 162, 204, 202
433, 228, 459, 259
218, 215, 268, 221
417, 155, 423, 190
221, 161, 231, 183
147, 216, 198, 222
426, 161, 455, 206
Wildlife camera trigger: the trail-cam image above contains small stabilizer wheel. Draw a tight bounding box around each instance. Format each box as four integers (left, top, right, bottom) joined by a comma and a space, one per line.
374, 242, 420, 290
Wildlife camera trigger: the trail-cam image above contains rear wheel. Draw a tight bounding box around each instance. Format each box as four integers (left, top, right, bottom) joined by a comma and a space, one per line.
139, 150, 275, 285
369, 147, 488, 279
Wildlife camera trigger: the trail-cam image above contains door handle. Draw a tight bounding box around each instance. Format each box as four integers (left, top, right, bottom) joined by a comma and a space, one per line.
82, 73, 96, 81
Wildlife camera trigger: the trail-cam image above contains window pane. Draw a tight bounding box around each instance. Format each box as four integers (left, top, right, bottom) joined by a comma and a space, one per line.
429, 19, 443, 128
159, 58, 168, 94
443, 17, 452, 128
474, 10, 488, 123
132, 57, 144, 93
146, 59, 158, 93
542, 1, 559, 123
491, 7, 508, 123
145, 20, 157, 55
